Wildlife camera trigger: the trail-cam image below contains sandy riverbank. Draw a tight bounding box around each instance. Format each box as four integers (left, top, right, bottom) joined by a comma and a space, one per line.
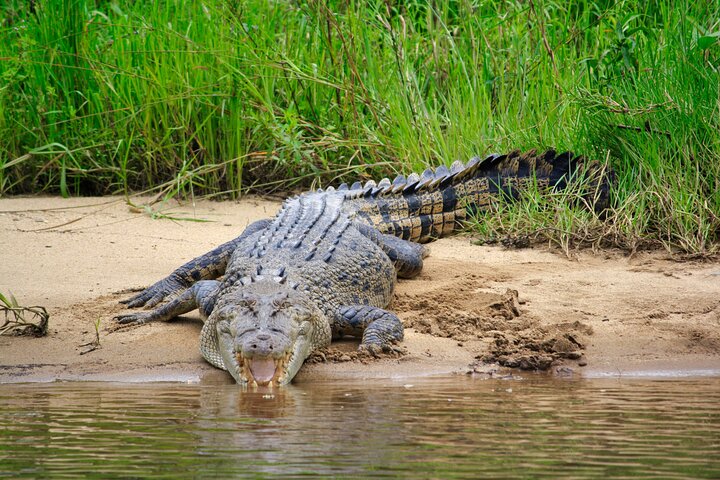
1, 196, 718, 384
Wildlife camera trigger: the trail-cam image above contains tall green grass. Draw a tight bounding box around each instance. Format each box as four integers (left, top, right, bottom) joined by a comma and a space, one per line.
0, 0, 718, 253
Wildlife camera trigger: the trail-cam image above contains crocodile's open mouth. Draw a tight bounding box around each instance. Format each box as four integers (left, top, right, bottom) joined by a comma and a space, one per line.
236, 352, 292, 387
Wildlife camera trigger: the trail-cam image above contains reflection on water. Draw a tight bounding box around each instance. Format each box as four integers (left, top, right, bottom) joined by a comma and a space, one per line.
1, 376, 719, 478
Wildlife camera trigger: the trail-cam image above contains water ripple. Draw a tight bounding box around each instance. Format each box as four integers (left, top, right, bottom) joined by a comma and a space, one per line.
1, 377, 719, 478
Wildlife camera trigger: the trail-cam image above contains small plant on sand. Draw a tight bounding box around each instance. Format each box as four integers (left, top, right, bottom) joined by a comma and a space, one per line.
0, 292, 49, 337
78, 317, 102, 355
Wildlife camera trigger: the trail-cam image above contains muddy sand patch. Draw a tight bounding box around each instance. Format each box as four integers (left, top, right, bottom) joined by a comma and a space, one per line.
395, 278, 592, 370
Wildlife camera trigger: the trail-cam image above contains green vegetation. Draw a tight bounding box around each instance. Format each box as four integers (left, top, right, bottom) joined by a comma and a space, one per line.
0, 0, 718, 253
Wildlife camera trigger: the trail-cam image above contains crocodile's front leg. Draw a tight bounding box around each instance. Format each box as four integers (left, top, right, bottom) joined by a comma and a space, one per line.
122, 218, 271, 307
334, 305, 404, 355
115, 280, 220, 325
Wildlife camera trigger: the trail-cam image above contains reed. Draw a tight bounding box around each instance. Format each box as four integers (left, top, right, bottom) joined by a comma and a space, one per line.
0, 0, 718, 253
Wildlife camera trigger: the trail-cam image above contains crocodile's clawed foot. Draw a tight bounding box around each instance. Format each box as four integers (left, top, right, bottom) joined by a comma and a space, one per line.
113, 311, 154, 327
120, 275, 185, 308
358, 342, 405, 359
120, 288, 169, 308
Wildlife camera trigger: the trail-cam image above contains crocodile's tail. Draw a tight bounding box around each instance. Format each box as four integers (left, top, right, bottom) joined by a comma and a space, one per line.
337, 149, 611, 243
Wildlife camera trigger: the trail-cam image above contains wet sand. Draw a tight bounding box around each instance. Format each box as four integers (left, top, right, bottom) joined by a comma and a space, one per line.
1, 196, 718, 383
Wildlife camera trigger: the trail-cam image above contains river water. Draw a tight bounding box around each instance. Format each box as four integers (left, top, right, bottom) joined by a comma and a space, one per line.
1, 375, 719, 478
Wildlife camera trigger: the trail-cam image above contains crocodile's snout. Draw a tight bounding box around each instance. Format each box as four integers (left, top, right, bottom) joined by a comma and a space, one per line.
237, 330, 292, 385
244, 332, 278, 357
233, 328, 294, 386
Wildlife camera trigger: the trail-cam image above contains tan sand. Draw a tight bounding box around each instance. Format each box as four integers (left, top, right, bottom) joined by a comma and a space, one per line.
0, 196, 718, 384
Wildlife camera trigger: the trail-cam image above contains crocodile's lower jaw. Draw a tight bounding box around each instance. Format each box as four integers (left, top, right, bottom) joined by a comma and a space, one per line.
236, 352, 292, 387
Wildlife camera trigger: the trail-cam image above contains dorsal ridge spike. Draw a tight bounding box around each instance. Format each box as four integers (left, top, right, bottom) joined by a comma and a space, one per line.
434, 165, 450, 179
450, 160, 464, 174
466, 156, 482, 168
370, 187, 383, 197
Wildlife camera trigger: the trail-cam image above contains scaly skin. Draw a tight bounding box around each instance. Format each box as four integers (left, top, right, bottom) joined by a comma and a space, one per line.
116, 149, 610, 385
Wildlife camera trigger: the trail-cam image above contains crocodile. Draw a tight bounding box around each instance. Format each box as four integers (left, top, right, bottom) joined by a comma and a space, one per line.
116, 149, 609, 386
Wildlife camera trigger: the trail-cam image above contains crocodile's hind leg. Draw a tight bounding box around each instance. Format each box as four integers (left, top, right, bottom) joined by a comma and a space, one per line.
115, 280, 220, 326
378, 234, 428, 278
334, 305, 404, 355
356, 224, 428, 278
122, 218, 271, 307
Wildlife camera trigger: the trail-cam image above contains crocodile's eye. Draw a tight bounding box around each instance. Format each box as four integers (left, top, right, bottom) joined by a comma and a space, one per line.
272, 299, 292, 309
223, 299, 256, 314
237, 298, 258, 310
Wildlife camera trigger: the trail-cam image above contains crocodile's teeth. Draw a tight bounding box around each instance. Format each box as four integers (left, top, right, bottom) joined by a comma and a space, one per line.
274, 352, 294, 385
236, 353, 292, 387
236, 353, 250, 383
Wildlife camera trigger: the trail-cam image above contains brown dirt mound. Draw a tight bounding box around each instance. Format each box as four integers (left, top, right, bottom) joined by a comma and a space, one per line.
394, 278, 592, 370
481, 321, 592, 370
396, 281, 524, 341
